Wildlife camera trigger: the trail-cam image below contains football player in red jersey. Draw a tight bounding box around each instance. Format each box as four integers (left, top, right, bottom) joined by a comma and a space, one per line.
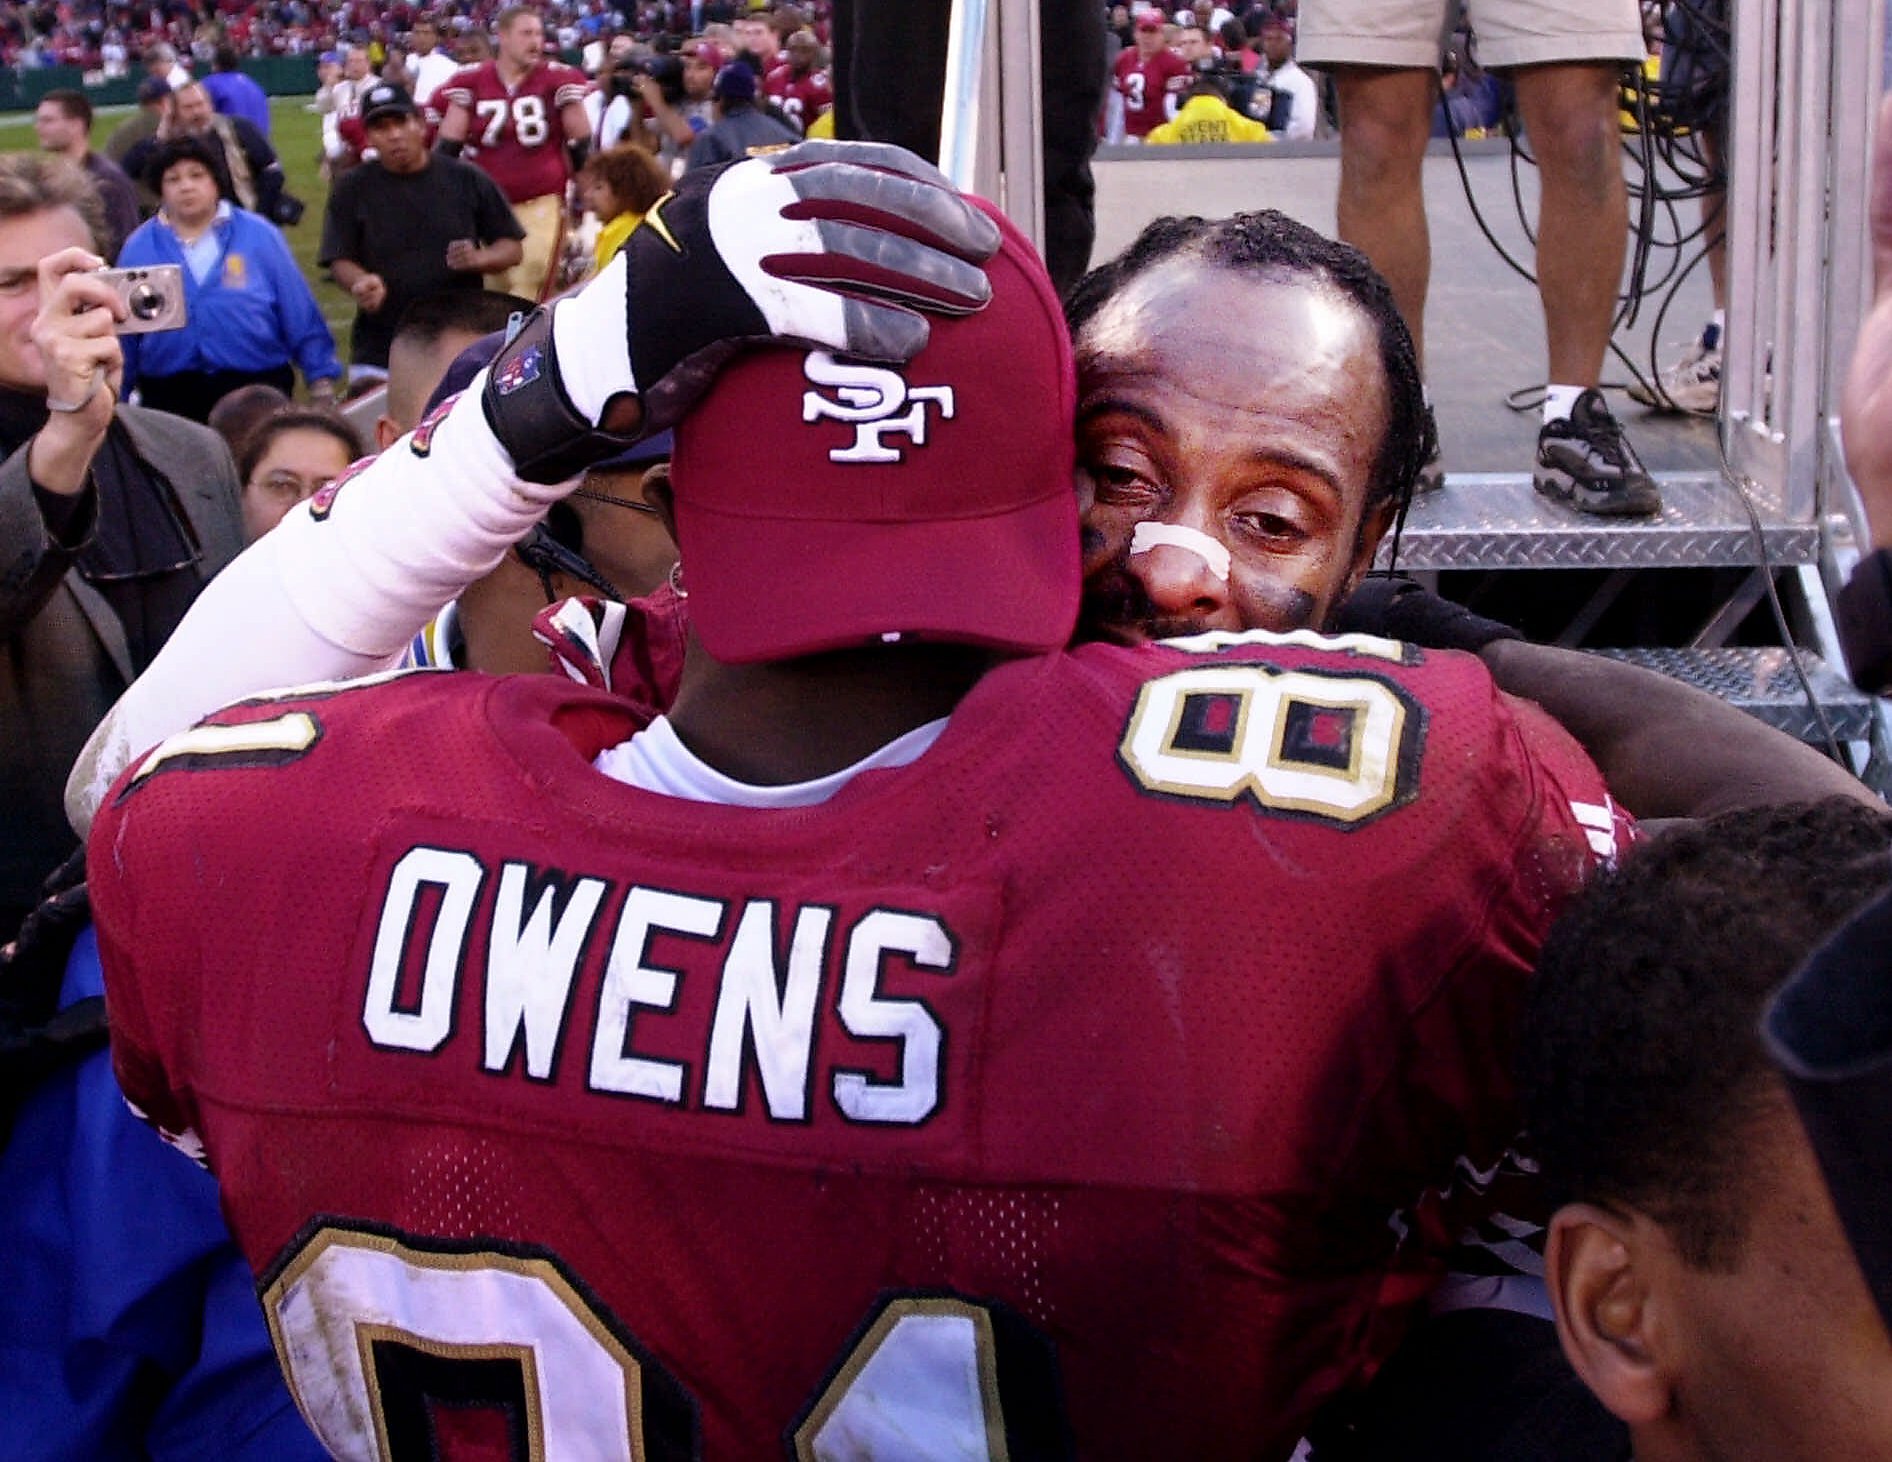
86, 138, 1867, 1459
94, 146, 1620, 1458
1113, 11, 1190, 140
763, 29, 833, 136
68, 136, 1871, 1458
435, 5, 590, 303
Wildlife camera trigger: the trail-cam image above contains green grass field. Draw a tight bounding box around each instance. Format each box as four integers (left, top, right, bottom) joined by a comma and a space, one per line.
0, 95, 355, 353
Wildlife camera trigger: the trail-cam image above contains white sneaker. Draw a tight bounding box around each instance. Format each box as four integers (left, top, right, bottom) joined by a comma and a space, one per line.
1627, 340, 1721, 414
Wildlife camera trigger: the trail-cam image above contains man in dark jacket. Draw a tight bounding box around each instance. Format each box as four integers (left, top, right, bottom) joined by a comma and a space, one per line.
32, 90, 139, 260
684, 63, 798, 170
0, 154, 243, 940
124, 80, 286, 224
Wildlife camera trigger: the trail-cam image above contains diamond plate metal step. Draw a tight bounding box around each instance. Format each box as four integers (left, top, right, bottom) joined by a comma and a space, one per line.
1379, 473, 1819, 572
1592, 646, 1875, 743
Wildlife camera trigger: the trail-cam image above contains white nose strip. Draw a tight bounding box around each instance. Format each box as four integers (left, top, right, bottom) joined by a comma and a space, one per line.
1129, 521, 1231, 583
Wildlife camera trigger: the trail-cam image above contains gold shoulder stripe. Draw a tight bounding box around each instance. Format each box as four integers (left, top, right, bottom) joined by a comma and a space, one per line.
642, 192, 683, 254
122, 712, 322, 797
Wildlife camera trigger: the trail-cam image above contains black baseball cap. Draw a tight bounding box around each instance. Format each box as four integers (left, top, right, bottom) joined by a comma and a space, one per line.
361, 82, 419, 125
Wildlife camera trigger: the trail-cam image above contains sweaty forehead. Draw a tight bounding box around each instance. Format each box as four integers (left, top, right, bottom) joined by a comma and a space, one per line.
1077, 258, 1385, 413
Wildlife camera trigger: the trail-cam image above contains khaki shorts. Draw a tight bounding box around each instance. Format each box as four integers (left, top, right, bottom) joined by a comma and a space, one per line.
486, 191, 567, 305
1297, 0, 1645, 71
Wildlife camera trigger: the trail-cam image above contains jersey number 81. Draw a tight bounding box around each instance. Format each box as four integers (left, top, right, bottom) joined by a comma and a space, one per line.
265, 1224, 1066, 1459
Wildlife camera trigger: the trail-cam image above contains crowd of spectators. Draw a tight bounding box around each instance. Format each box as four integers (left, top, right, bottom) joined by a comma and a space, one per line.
0, 0, 834, 77
1103, 0, 1320, 143
0, 0, 847, 925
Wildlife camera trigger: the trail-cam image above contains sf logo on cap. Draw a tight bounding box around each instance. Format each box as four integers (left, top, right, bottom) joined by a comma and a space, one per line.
801, 351, 955, 464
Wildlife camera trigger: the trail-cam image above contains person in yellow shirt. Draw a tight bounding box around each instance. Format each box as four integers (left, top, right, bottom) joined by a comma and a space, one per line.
578, 141, 673, 275
1146, 71, 1272, 145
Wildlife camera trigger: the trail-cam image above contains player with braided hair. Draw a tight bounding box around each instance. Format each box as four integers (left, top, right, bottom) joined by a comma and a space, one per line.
91, 180, 1636, 1458
37, 136, 1874, 1460
1065, 209, 1434, 648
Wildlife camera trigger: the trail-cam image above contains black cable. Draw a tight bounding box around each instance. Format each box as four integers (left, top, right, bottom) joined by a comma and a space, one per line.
1430, 6, 1844, 764
1729, 466, 1848, 764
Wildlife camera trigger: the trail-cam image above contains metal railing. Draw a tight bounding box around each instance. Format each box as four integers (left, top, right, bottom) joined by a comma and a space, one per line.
1723, 0, 1886, 520
940, 0, 1046, 254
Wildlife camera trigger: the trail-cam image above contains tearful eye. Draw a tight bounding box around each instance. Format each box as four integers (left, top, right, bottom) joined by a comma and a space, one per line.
1233, 509, 1309, 546
1087, 462, 1160, 507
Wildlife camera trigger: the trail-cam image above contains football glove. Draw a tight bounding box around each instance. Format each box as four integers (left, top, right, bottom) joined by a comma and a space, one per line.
485, 139, 1003, 483
1331, 575, 1524, 653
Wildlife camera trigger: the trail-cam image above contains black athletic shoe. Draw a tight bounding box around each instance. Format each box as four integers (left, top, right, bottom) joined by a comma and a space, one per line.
1533, 389, 1662, 517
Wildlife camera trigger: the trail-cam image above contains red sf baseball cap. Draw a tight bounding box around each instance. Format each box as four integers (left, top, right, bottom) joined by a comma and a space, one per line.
669, 200, 1079, 666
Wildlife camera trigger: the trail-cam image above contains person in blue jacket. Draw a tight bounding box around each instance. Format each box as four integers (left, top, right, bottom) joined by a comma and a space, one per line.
0, 860, 326, 1461
117, 135, 340, 424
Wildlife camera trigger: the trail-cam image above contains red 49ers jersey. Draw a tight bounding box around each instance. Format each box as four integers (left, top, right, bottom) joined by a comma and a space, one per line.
438, 58, 587, 203
93, 632, 1626, 1460
1114, 46, 1190, 137
763, 61, 833, 134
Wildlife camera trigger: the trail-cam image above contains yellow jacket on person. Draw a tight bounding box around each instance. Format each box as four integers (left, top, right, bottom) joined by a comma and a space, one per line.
593, 210, 645, 273
1146, 94, 1271, 145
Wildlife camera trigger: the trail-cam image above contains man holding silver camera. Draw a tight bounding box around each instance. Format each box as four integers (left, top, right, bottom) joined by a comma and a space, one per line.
0, 153, 242, 939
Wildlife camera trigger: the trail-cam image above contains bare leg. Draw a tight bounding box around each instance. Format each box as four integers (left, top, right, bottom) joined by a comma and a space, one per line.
1332, 66, 1438, 371
1701, 126, 1727, 314
1513, 62, 1630, 387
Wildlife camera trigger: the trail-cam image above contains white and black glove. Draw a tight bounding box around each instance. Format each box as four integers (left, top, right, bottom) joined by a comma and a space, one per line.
484, 139, 1003, 483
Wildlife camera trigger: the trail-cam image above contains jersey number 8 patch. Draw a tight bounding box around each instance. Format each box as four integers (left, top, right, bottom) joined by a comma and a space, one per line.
1117, 663, 1423, 827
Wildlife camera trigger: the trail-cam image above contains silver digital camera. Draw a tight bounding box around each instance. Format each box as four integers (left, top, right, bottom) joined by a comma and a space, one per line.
96, 264, 188, 334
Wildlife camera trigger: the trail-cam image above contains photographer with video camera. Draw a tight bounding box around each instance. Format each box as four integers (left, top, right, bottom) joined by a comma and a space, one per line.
0, 153, 242, 942
632, 42, 722, 173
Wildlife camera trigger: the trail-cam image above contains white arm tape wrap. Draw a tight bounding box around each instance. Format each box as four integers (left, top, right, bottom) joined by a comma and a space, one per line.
65, 377, 574, 838
277, 367, 573, 655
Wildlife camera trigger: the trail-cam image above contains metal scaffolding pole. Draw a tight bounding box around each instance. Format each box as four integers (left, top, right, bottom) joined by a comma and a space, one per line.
940, 0, 1046, 256
1724, 0, 1883, 521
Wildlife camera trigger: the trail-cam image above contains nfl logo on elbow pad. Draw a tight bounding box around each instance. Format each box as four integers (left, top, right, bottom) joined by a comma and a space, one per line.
492, 345, 544, 396
801, 351, 956, 464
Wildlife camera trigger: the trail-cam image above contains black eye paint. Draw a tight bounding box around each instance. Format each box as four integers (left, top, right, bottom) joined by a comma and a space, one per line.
1241, 581, 1319, 633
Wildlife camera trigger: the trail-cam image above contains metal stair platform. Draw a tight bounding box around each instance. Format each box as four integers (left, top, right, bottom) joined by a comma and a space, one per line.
1377, 472, 1819, 572
1591, 646, 1877, 743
